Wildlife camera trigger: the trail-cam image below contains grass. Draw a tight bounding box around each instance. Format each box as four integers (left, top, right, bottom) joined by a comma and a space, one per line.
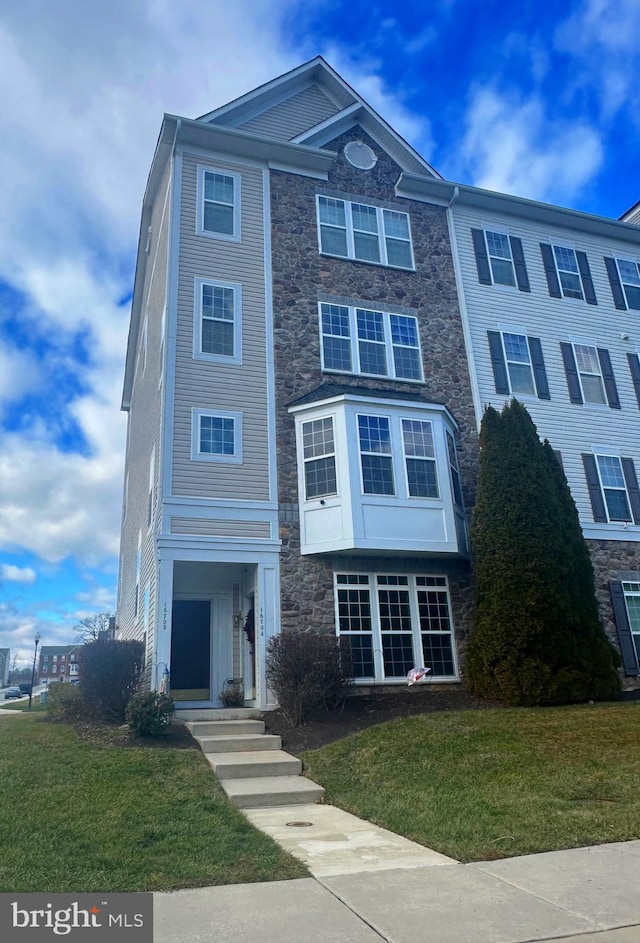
1, 696, 46, 712
302, 702, 640, 862
0, 715, 307, 892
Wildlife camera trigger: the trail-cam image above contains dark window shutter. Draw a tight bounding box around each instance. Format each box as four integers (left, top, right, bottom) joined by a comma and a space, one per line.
472, 229, 492, 285
597, 348, 621, 409
621, 458, 640, 524
560, 343, 583, 404
582, 453, 607, 522
540, 243, 562, 297
627, 353, 640, 408
553, 450, 563, 468
609, 581, 640, 676
576, 251, 597, 305
604, 257, 627, 310
487, 331, 509, 394
509, 236, 530, 292
528, 336, 550, 399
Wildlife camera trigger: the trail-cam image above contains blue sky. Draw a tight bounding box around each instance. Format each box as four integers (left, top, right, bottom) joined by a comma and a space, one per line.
0, 0, 638, 666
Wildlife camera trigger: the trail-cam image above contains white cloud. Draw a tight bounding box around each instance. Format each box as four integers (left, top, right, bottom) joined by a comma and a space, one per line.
0, 2, 302, 580
0, 342, 41, 414
452, 87, 603, 205
0, 564, 36, 584
555, 0, 640, 120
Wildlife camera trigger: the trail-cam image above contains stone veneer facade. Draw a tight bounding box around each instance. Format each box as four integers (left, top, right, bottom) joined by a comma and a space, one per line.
269, 127, 478, 671
588, 539, 640, 689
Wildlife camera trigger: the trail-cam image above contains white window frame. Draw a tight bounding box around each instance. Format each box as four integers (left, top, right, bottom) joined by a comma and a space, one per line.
594, 453, 633, 523
301, 416, 338, 500
552, 244, 584, 300
483, 230, 516, 287
196, 165, 241, 242
355, 412, 441, 501
193, 278, 242, 365
572, 342, 607, 405
334, 572, 458, 682
191, 408, 243, 464
498, 329, 536, 397
621, 582, 640, 665
357, 413, 396, 496
316, 196, 415, 270
401, 418, 439, 499
319, 303, 423, 381
615, 257, 640, 309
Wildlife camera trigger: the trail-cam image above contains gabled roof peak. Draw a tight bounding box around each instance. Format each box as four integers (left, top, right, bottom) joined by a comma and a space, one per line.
197, 57, 353, 124
198, 57, 440, 178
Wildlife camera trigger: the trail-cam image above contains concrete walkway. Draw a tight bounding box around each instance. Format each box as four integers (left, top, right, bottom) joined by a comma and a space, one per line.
155, 838, 640, 943
157, 710, 640, 941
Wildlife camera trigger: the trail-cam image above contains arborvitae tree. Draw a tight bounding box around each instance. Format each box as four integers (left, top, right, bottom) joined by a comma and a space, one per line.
466, 400, 620, 706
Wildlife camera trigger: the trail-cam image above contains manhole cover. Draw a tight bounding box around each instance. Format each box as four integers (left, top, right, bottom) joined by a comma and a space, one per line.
285, 821, 313, 827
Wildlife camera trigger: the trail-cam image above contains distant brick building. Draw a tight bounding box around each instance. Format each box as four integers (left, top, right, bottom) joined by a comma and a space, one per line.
39, 646, 79, 683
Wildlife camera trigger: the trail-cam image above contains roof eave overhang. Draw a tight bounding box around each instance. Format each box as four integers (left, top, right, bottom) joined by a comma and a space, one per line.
396, 173, 640, 245
288, 391, 458, 428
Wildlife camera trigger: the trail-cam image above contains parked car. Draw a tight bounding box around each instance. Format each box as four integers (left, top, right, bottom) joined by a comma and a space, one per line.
3, 686, 23, 699
18, 683, 32, 695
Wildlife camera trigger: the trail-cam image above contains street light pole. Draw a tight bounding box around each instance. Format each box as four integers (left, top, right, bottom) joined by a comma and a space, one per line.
28, 632, 41, 712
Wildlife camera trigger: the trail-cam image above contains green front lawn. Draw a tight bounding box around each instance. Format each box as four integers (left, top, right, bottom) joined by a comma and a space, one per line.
1, 696, 46, 711
302, 702, 640, 862
0, 716, 306, 892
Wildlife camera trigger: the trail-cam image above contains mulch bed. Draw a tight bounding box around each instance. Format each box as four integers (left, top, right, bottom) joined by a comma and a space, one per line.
263, 685, 501, 754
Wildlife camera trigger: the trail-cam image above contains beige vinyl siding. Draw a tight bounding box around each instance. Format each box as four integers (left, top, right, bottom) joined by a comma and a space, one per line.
173, 152, 269, 501
170, 518, 270, 537
454, 205, 640, 530
238, 85, 340, 141
117, 164, 170, 641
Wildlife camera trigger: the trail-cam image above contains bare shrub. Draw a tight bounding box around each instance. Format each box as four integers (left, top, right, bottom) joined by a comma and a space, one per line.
266, 632, 352, 726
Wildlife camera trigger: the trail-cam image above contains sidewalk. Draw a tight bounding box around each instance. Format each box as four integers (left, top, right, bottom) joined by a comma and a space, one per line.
154, 837, 640, 943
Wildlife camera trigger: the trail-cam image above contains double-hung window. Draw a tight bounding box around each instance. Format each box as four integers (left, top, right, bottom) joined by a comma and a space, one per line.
471, 228, 530, 291
335, 573, 457, 681
583, 452, 640, 524
358, 415, 394, 495
605, 255, 640, 310
621, 583, 640, 664
357, 413, 440, 499
540, 243, 597, 304
573, 344, 606, 404
487, 330, 550, 399
191, 409, 242, 463
553, 245, 583, 299
560, 342, 620, 408
302, 417, 337, 499
194, 279, 242, 364
197, 166, 240, 240
317, 197, 414, 269
402, 419, 438, 498
320, 303, 423, 380
595, 455, 632, 522
485, 231, 516, 286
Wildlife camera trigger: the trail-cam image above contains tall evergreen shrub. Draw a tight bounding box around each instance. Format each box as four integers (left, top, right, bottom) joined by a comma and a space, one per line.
466, 400, 620, 706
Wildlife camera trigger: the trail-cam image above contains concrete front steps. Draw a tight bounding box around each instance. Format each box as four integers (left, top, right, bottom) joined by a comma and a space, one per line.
176, 709, 324, 809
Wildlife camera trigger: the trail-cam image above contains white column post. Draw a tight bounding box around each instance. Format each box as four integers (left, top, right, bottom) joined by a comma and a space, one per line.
154, 557, 174, 692
255, 561, 280, 709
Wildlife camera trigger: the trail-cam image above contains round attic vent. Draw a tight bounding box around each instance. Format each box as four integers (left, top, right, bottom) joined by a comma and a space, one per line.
344, 141, 377, 170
